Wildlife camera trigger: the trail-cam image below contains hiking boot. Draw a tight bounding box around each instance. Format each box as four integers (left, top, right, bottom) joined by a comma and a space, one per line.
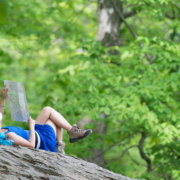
67, 124, 92, 143
56, 141, 65, 154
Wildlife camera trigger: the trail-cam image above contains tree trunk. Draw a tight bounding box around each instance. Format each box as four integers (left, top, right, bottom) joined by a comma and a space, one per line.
96, 0, 122, 47
0, 145, 137, 180
78, 115, 107, 168
90, 0, 123, 168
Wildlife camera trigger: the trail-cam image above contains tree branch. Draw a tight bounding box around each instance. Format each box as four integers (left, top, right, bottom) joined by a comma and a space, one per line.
112, 0, 153, 64
138, 129, 152, 172
165, 12, 175, 20
110, 145, 138, 164
112, 0, 137, 39
127, 150, 147, 167
170, 2, 180, 12
123, 9, 137, 18
45, 3, 89, 39
122, 5, 138, 19
165, 5, 176, 21
163, 3, 180, 20
122, 0, 141, 18
92, 130, 137, 159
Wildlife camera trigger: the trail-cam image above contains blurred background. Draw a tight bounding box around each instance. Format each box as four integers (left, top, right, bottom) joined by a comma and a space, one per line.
0, 0, 180, 179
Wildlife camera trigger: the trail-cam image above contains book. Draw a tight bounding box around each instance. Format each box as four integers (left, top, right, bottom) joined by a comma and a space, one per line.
4, 80, 29, 122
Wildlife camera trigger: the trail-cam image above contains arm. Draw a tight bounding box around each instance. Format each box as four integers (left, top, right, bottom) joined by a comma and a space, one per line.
0, 98, 5, 119
28, 116, 36, 148
6, 116, 36, 148
0, 85, 8, 128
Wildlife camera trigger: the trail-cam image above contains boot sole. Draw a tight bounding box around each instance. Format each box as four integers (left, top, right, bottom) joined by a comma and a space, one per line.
70, 129, 92, 143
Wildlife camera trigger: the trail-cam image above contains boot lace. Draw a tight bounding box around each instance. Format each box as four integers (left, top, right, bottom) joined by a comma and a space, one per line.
74, 125, 85, 132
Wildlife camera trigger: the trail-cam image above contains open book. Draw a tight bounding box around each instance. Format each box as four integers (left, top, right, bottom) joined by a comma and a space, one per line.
4, 80, 29, 122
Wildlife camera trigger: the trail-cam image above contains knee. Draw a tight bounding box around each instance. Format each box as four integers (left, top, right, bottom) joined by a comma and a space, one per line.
42, 106, 52, 113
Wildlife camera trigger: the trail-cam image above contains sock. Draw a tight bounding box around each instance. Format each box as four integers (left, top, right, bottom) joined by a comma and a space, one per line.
57, 141, 63, 144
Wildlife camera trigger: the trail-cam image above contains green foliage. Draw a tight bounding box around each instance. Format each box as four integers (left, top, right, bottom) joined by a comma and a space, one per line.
0, 0, 180, 179
0, 0, 8, 23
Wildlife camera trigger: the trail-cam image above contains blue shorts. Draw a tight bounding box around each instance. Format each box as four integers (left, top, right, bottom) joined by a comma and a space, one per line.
35, 124, 56, 152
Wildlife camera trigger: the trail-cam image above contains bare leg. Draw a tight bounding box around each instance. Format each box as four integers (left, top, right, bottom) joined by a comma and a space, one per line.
56, 126, 63, 142
35, 107, 92, 144
56, 125, 65, 154
35, 107, 72, 131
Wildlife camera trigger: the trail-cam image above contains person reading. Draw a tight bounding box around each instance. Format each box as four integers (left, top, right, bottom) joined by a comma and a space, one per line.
0, 85, 92, 153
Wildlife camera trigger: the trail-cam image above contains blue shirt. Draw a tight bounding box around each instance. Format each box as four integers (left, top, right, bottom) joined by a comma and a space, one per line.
1, 124, 56, 152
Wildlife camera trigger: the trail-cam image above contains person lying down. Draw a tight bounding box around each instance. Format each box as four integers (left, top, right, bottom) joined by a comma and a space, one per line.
0, 85, 92, 153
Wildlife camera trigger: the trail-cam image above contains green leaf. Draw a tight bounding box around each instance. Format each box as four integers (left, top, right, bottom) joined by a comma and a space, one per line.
0, 0, 8, 23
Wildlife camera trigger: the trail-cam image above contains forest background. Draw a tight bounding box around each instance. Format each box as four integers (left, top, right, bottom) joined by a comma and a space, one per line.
0, 0, 180, 179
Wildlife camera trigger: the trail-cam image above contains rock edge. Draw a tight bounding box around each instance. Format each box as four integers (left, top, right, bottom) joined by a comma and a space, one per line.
0, 145, 138, 180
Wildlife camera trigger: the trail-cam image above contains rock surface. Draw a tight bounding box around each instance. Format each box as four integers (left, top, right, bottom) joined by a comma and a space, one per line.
0, 145, 137, 180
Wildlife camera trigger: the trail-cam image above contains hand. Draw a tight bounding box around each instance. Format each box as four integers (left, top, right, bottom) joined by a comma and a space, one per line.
28, 116, 35, 129
1, 85, 8, 100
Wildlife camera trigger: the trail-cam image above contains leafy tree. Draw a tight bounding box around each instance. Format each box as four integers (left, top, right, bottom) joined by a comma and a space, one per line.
0, 0, 180, 179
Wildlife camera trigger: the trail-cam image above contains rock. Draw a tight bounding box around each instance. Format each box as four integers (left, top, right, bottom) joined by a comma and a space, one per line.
0, 145, 138, 180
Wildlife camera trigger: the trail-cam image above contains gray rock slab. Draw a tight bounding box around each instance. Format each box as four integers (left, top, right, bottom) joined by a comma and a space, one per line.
0, 145, 138, 180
